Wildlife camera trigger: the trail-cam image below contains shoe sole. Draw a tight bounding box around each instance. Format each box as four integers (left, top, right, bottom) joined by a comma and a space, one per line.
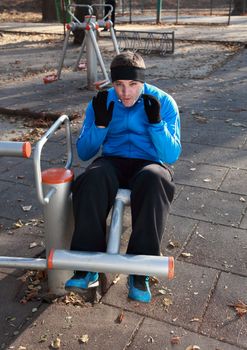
66, 280, 99, 290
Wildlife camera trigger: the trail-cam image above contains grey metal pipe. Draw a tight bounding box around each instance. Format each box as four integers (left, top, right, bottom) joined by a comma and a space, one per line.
0, 257, 46, 270
110, 25, 120, 54
87, 23, 110, 87
107, 189, 131, 254
0, 141, 31, 158
57, 27, 72, 79
33, 115, 72, 206
48, 249, 174, 279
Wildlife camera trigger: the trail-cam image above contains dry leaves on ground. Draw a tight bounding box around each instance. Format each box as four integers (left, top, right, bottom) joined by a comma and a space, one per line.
228, 300, 247, 317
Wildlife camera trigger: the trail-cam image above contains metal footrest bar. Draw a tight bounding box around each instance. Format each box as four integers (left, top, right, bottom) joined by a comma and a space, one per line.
115, 30, 175, 56
48, 249, 174, 279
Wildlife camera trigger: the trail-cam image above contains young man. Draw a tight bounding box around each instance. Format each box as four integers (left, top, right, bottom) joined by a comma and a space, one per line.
65, 51, 181, 303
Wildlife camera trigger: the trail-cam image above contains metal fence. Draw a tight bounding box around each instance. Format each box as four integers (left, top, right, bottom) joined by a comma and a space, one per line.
115, 0, 235, 25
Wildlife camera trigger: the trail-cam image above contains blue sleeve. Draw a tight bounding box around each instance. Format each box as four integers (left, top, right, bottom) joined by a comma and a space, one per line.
76, 102, 109, 161
148, 95, 181, 164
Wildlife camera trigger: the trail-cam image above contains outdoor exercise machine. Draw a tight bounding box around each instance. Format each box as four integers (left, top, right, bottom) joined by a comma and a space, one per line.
43, 4, 120, 90
0, 115, 174, 296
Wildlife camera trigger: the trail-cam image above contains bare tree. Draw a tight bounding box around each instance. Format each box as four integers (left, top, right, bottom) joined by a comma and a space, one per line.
232, 0, 247, 14
42, 0, 57, 22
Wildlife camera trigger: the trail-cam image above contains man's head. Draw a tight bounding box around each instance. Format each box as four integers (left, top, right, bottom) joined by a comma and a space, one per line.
110, 51, 146, 107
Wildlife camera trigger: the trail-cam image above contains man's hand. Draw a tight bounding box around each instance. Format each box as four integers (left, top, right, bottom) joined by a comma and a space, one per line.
92, 91, 114, 127
143, 94, 161, 124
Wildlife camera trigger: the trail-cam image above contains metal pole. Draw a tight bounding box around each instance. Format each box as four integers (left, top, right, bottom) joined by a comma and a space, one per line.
48, 249, 175, 279
176, 0, 179, 24
156, 0, 162, 24
85, 16, 98, 90
210, 0, 213, 15
0, 141, 31, 158
34, 115, 74, 296
0, 257, 46, 270
129, 0, 132, 24
57, 27, 72, 79
107, 189, 130, 254
228, 0, 233, 25
87, 25, 110, 84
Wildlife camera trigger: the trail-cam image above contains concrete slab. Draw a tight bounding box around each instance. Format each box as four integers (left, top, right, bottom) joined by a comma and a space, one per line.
192, 128, 247, 149
220, 168, 247, 195
0, 157, 23, 174
200, 272, 247, 349
172, 186, 247, 226
0, 182, 42, 222
128, 317, 242, 350
0, 225, 44, 275
161, 214, 198, 258
173, 160, 228, 190
0, 158, 35, 187
205, 147, 247, 169
240, 212, 247, 230
179, 221, 247, 276
0, 272, 41, 348
9, 303, 143, 350
102, 260, 218, 332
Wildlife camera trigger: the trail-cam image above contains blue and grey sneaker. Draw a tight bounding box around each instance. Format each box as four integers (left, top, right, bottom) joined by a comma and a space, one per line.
128, 275, 151, 303
65, 271, 99, 291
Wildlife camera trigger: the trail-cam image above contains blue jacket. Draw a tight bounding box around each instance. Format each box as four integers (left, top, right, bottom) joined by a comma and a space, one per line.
77, 83, 181, 165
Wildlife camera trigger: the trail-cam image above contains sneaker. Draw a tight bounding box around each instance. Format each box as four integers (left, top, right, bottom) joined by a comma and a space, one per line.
128, 275, 151, 303
65, 271, 99, 291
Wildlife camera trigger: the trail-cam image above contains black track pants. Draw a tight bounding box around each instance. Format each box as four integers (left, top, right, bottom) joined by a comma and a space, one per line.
70, 157, 175, 256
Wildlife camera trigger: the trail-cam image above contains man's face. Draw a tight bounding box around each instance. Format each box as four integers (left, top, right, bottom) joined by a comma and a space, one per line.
113, 80, 143, 107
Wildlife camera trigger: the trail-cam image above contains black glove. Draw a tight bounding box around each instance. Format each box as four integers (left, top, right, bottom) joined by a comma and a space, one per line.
92, 91, 114, 127
143, 94, 161, 124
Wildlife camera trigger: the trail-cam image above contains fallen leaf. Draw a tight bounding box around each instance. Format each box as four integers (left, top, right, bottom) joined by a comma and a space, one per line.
228, 300, 247, 317
170, 335, 181, 344
232, 122, 246, 128
29, 242, 38, 249
112, 275, 120, 284
167, 240, 180, 249
158, 289, 167, 295
147, 336, 154, 343
21, 205, 32, 211
193, 115, 208, 124
38, 334, 48, 343
190, 317, 201, 322
115, 310, 124, 324
149, 276, 159, 285
240, 197, 246, 202
78, 334, 89, 344
13, 219, 24, 228
163, 297, 173, 309
51, 337, 61, 349
203, 178, 211, 183
186, 346, 201, 350
181, 252, 193, 258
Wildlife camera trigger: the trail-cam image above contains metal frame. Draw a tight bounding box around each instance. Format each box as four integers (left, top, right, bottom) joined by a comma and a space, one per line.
116, 30, 175, 56
0, 117, 174, 296
43, 3, 120, 90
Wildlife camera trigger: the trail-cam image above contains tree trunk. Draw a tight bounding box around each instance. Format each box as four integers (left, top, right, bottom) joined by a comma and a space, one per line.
232, 0, 247, 14
42, 0, 57, 22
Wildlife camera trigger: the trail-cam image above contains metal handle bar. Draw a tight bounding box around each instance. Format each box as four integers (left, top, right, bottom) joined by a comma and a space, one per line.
0, 141, 31, 158
91, 3, 113, 20
33, 115, 73, 206
67, 4, 93, 24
